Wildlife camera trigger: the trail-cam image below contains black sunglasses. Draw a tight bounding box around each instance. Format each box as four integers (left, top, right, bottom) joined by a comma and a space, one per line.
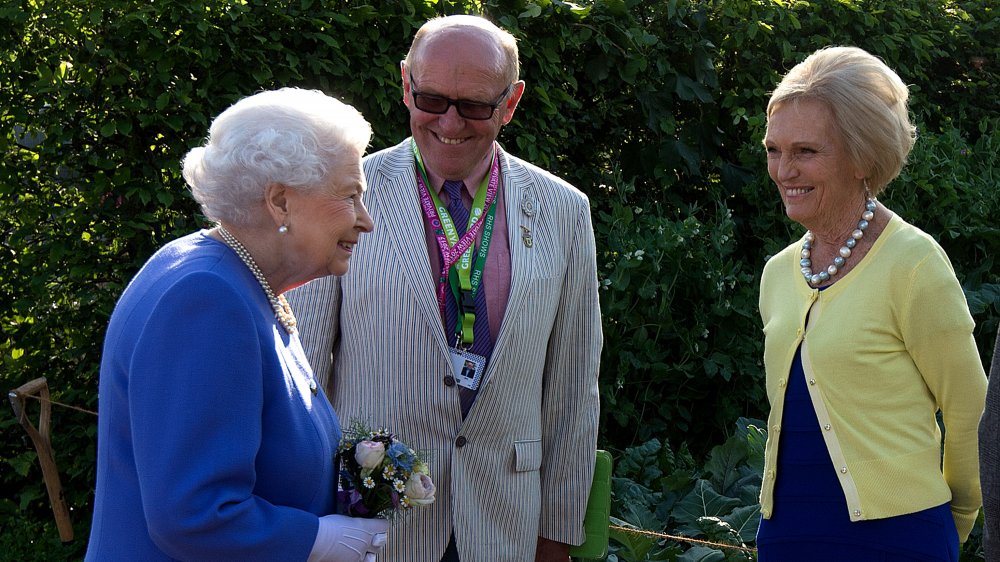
409, 74, 513, 120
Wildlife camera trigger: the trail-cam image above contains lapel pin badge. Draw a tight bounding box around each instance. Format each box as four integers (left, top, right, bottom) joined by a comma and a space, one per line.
520, 225, 533, 248
521, 195, 537, 217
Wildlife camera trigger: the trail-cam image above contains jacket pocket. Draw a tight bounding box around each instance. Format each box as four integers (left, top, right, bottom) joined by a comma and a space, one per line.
513, 439, 542, 472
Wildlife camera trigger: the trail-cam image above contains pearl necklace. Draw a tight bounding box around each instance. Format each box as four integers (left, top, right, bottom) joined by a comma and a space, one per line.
217, 226, 298, 336
800, 198, 877, 286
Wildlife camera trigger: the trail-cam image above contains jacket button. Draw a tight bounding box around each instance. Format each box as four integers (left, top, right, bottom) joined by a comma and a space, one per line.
443, 375, 456, 387
455, 436, 467, 447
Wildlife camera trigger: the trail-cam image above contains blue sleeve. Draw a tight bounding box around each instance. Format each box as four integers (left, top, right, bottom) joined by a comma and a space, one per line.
128, 271, 316, 561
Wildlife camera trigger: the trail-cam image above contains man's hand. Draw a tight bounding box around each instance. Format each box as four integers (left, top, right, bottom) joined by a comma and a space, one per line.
534, 536, 570, 562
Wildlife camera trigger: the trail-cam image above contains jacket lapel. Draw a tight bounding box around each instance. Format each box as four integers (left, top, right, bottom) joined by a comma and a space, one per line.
369, 141, 450, 355
492, 150, 538, 365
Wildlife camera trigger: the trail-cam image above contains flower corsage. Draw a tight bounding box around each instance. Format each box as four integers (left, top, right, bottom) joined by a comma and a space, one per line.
337, 422, 435, 519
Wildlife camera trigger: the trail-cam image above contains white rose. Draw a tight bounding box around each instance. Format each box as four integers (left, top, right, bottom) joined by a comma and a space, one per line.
354, 441, 385, 470
405, 471, 436, 506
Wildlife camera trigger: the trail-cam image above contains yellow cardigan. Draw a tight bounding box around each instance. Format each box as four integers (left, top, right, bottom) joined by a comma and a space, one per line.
758, 213, 987, 541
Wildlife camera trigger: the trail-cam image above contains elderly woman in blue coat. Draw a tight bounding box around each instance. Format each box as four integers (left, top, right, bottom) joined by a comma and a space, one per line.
85, 88, 385, 561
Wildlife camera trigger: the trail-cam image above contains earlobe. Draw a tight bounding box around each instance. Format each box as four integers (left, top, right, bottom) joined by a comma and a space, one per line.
264, 183, 290, 229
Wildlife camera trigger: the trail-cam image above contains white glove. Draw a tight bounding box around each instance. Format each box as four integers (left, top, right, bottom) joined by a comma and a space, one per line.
307, 514, 389, 562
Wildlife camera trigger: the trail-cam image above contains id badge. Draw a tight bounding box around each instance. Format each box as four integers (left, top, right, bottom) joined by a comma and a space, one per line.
449, 347, 486, 391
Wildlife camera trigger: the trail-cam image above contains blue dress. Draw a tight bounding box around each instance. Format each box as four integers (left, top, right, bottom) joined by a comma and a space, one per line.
756, 347, 959, 561
86, 231, 341, 561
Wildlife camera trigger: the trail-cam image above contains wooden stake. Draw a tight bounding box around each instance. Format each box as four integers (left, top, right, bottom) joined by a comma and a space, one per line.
8, 377, 74, 543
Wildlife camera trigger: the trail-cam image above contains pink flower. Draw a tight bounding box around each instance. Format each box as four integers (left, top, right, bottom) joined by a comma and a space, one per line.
355, 440, 385, 470
405, 471, 436, 506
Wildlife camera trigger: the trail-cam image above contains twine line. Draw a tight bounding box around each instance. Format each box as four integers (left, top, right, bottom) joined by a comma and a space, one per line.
610, 523, 757, 553
13, 392, 98, 416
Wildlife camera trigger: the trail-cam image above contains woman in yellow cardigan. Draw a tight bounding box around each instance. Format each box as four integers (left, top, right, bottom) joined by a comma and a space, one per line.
754, 46, 987, 560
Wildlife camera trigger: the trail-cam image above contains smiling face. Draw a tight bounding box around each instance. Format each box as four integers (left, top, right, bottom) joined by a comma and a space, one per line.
403, 27, 523, 181
764, 98, 866, 238
285, 146, 373, 282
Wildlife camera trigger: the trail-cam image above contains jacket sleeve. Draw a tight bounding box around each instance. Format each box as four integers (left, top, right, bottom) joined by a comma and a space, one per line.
537, 199, 603, 545
130, 273, 317, 560
900, 248, 987, 541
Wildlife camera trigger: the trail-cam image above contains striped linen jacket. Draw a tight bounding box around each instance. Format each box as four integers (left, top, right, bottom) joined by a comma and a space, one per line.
287, 139, 602, 561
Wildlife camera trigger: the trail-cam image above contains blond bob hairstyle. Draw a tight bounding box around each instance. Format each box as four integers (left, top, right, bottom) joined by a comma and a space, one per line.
404, 15, 520, 86
182, 87, 372, 226
767, 46, 916, 196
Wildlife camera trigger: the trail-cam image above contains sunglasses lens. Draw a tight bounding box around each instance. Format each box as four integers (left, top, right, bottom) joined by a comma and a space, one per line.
414, 94, 449, 114
457, 103, 494, 120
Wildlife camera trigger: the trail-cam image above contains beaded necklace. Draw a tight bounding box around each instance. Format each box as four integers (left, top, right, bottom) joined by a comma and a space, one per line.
800, 198, 877, 286
217, 226, 298, 336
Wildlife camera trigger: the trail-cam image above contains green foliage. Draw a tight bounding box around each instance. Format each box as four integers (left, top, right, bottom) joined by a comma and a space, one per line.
607, 419, 764, 561
2, 0, 998, 559
595, 170, 762, 449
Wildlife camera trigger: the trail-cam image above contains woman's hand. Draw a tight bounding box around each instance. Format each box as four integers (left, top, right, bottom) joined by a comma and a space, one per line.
308, 514, 388, 562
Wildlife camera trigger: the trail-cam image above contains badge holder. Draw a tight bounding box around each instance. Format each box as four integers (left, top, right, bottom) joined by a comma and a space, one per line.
449, 346, 486, 391
449, 289, 485, 390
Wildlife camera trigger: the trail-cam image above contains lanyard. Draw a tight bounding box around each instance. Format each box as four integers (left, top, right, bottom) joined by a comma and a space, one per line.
413, 139, 500, 346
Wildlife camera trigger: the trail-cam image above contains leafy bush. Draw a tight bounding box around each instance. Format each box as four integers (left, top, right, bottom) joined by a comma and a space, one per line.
608, 418, 765, 561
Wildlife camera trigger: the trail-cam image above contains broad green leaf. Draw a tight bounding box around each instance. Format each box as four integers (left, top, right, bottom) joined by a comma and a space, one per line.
672, 480, 741, 526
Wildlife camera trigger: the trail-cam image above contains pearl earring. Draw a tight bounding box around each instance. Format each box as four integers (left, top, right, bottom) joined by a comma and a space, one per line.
278, 224, 289, 234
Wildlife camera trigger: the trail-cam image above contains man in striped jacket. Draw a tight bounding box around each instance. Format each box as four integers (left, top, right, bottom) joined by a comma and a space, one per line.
288, 14, 602, 562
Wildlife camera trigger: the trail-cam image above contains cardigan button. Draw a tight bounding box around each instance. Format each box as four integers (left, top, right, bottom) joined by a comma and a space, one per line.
840, 466, 848, 474
808, 379, 816, 385
443, 375, 456, 387
824, 424, 831, 431
854, 509, 861, 517
455, 436, 467, 447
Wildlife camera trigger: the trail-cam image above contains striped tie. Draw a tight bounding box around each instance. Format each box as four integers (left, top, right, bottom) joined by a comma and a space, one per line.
442, 180, 493, 417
